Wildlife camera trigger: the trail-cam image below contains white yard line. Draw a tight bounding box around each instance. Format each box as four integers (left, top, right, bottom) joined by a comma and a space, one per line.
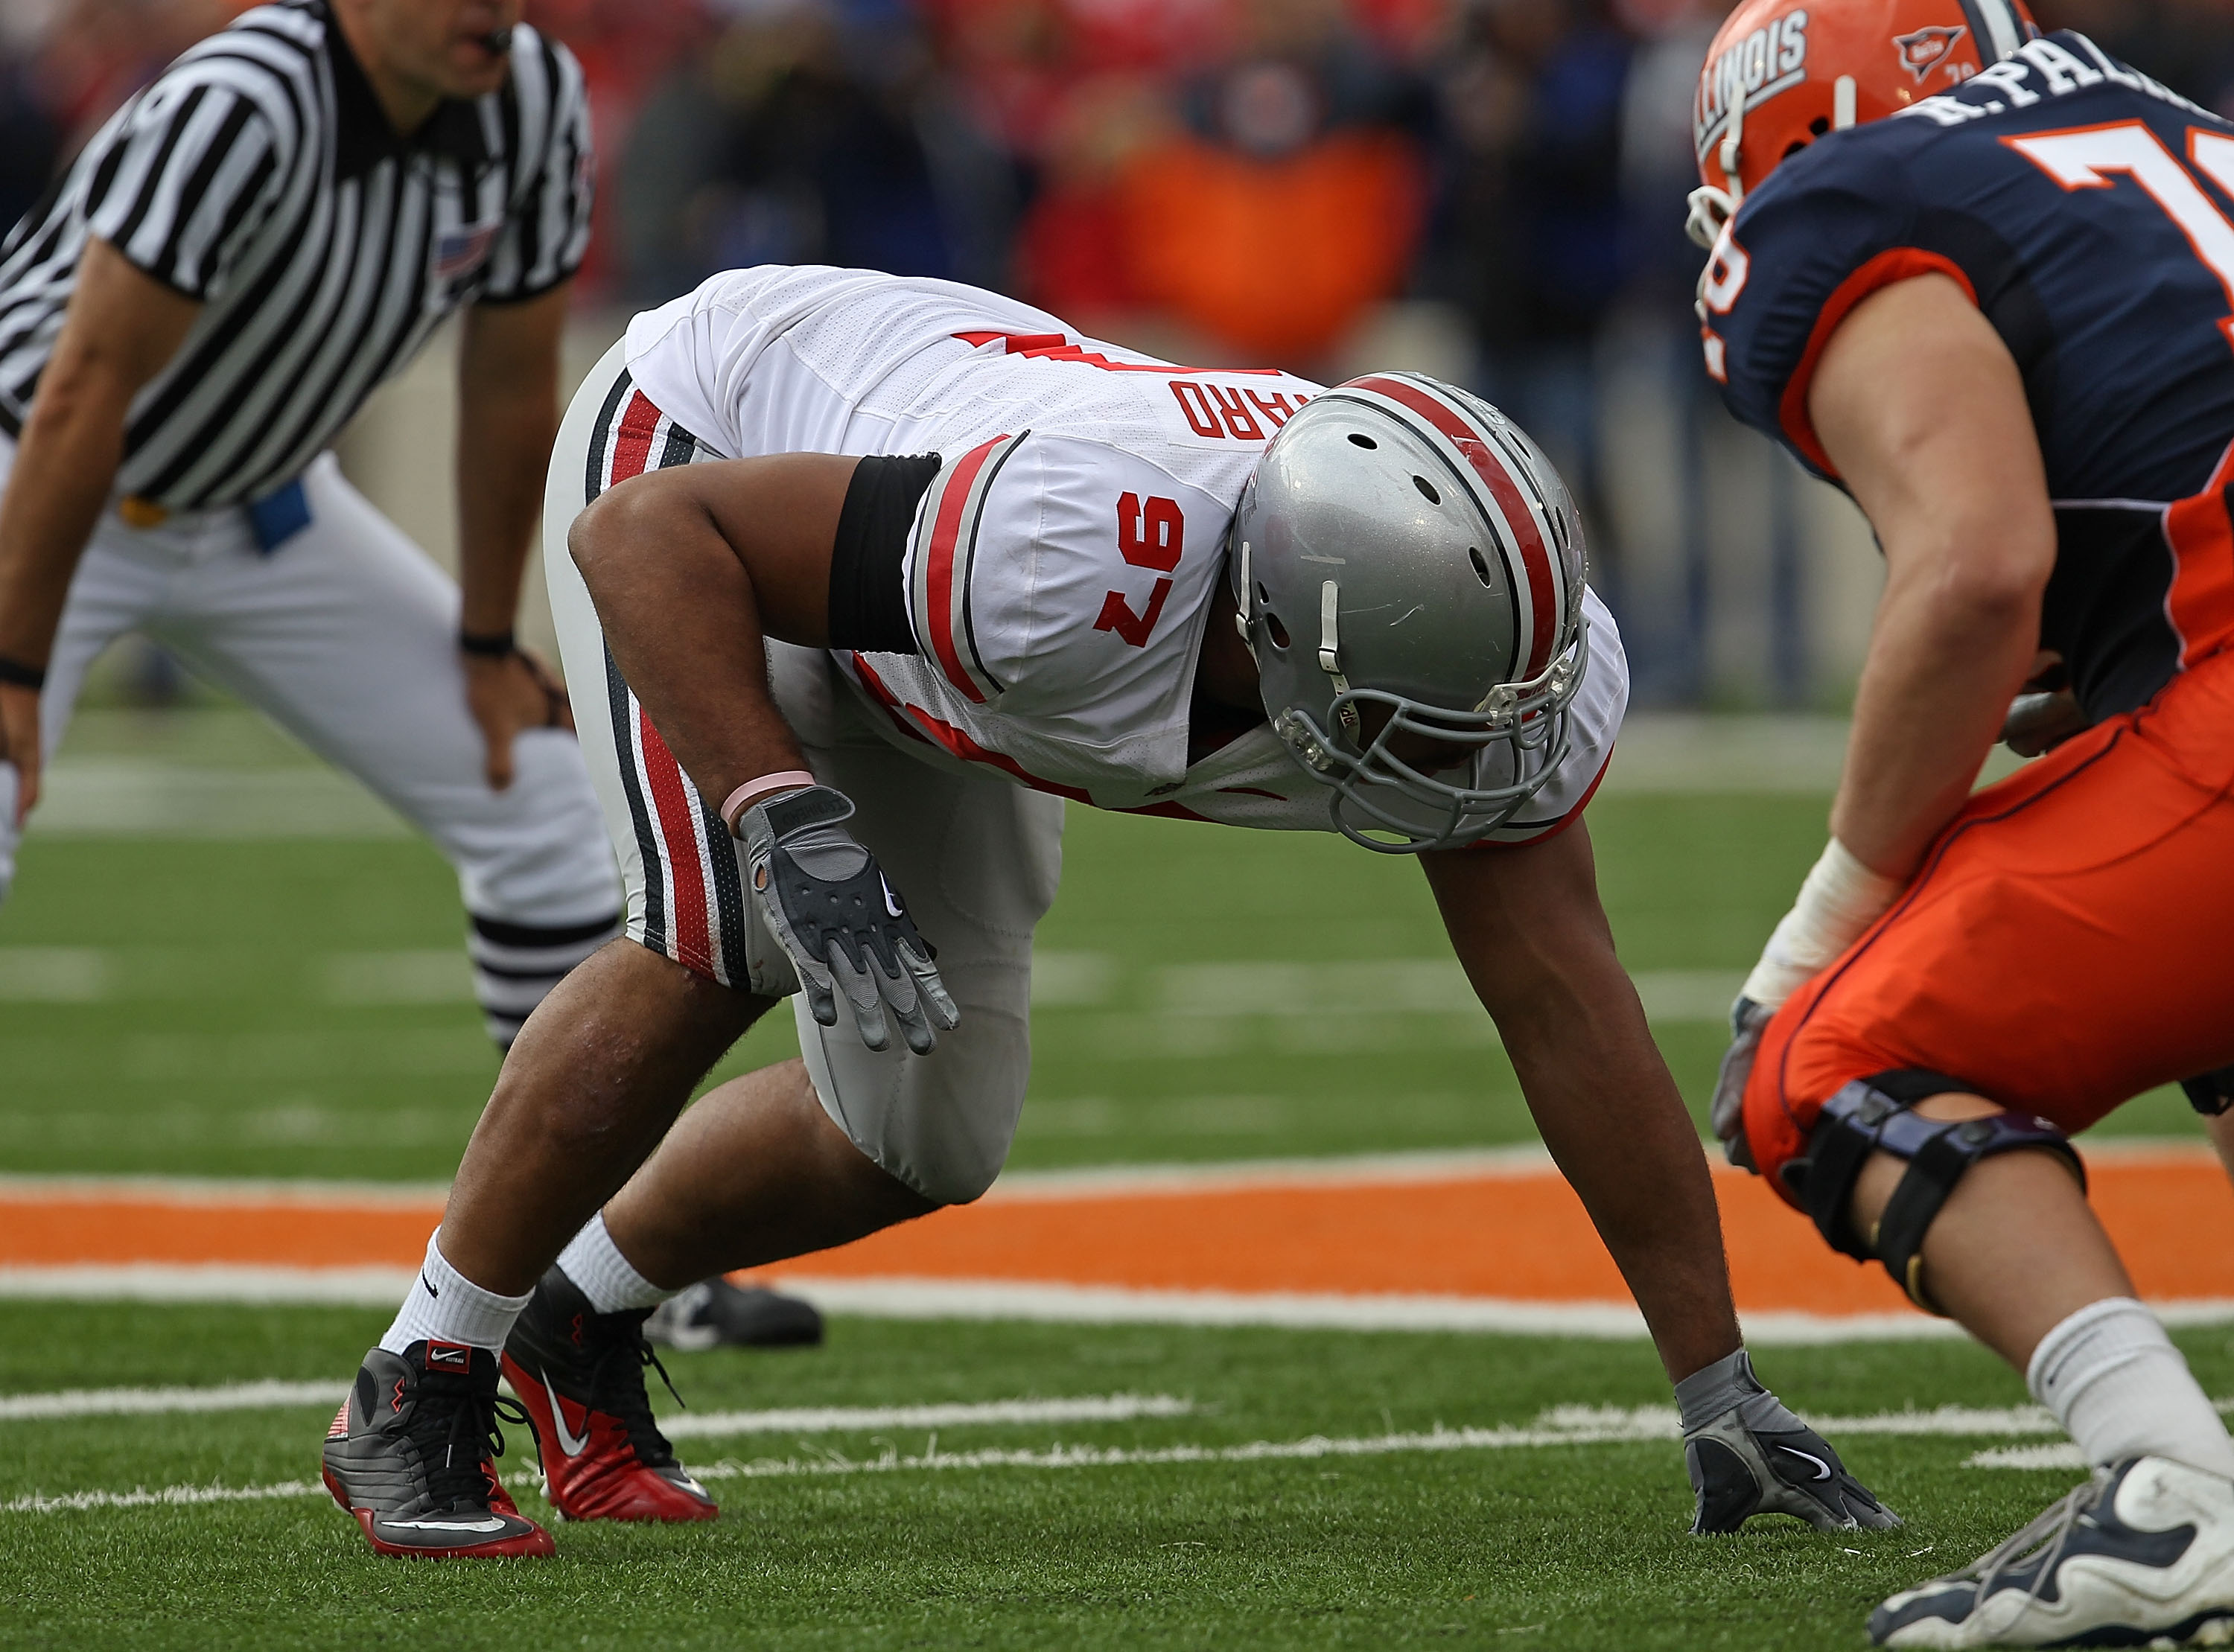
0, 1380, 348, 1420
8, 1399, 2200, 1515
9, 1265, 2234, 1344
0, 1383, 1191, 1431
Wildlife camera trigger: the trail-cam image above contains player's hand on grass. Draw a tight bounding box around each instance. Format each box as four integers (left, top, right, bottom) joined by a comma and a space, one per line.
1686, 1385, 1900, 1535
737, 783, 958, 1056
462, 646, 573, 791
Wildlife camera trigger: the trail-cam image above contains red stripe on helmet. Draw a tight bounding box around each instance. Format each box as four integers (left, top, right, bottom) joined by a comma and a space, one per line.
1350, 375, 1562, 680
921, 436, 1006, 704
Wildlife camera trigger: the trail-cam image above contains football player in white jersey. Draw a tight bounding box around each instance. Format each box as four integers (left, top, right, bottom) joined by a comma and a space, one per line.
321, 266, 1894, 1558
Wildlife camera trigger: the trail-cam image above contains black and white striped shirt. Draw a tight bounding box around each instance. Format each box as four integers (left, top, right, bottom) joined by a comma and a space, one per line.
0, 0, 593, 511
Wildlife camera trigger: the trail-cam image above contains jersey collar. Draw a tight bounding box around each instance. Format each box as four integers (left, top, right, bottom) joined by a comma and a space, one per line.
322, 2, 494, 182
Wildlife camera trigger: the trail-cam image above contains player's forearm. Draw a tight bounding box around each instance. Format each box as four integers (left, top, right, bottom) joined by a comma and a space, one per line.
1426, 833, 1740, 1380
1500, 960, 1743, 1380
1829, 558, 2040, 879
570, 483, 807, 805
0, 377, 132, 665
455, 374, 558, 640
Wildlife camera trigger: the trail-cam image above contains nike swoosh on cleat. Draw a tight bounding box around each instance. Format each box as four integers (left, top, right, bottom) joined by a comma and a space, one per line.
379, 1517, 508, 1534
880, 875, 903, 919
1776, 1444, 1834, 1482
540, 1368, 591, 1458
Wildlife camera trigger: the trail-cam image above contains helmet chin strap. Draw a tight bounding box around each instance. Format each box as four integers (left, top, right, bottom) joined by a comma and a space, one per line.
1317, 581, 1360, 735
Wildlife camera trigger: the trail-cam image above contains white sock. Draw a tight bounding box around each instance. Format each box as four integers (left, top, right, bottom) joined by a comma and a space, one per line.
556, 1211, 673, 1314
378, 1231, 535, 1356
2027, 1296, 2234, 1479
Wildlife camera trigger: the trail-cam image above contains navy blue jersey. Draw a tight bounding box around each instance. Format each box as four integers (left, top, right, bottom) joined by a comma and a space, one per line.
1704, 31, 2234, 721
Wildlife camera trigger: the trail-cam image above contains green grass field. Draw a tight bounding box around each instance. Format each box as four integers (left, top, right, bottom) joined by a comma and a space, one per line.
0, 712, 2211, 1648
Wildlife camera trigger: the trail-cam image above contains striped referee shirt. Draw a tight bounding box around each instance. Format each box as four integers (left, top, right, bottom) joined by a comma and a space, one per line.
0, 0, 592, 512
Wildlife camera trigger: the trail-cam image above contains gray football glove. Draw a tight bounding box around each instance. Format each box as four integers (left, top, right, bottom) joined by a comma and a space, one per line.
0, 760, 17, 910
1684, 1357, 1900, 1535
736, 784, 958, 1055
1710, 995, 1772, 1170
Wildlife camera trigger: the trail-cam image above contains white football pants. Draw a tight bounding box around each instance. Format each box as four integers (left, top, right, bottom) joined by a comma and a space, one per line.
0, 442, 623, 1045
545, 340, 1064, 1205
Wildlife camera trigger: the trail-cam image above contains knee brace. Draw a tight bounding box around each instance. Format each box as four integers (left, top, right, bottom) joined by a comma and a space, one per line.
1780, 1070, 2085, 1314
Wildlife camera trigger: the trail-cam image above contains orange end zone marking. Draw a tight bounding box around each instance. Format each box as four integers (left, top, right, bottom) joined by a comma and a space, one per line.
2, 1151, 2227, 1316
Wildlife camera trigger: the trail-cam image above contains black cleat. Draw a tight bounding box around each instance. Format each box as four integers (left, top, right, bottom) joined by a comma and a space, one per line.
1687, 1391, 1900, 1534
321, 1341, 553, 1558
501, 1266, 718, 1523
644, 1277, 824, 1351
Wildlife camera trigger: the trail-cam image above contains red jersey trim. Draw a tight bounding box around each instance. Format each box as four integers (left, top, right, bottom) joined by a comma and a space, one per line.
1778, 249, 1980, 476
1466, 747, 1613, 852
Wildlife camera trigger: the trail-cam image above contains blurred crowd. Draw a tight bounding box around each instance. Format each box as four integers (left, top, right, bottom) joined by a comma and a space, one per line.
4, 0, 2233, 702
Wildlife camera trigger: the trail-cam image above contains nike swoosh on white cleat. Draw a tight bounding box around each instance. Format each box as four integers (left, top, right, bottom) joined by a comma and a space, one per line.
1777, 1445, 1834, 1483
541, 1368, 591, 1457
379, 1517, 509, 1534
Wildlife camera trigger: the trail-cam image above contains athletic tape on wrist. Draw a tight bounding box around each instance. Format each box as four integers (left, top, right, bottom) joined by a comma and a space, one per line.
1740, 837, 1903, 1009
722, 770, 818, 838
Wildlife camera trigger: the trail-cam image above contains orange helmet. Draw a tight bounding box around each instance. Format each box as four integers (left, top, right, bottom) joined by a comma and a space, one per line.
1686, 0, 2037, 246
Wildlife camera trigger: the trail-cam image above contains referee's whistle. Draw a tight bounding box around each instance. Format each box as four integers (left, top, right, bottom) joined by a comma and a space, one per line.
481, 26, 514, 54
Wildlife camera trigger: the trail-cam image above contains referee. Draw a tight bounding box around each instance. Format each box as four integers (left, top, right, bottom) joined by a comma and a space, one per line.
0, 0, 623, 1045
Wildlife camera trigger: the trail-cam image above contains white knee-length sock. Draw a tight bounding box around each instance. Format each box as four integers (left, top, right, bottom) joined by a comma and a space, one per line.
378, 1231, 535, 1355
2028, 1296, 2234, 1479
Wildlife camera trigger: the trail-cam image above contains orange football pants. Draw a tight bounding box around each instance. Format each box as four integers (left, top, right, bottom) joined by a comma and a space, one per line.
1742, 645, 2234, 1200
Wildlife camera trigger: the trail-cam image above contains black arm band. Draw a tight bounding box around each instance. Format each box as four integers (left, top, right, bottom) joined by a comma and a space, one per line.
458, 628, 516, 659
829, 453, 941, 654
0, 654, 46, 690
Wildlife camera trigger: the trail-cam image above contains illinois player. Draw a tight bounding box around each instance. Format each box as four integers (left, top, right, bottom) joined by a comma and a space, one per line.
318, 265, 1894, 1557
1693, 0, 2234, 1642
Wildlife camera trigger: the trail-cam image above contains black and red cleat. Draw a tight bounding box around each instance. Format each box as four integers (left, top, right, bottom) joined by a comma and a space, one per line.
321, 1341, 554, 1558
500, 1266, 718, 1523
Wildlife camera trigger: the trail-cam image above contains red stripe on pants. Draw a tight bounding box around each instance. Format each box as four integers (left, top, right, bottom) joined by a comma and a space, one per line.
635, 708, 713, 976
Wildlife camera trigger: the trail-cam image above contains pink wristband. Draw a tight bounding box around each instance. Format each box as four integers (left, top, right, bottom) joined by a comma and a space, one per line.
720, 770, 818, 838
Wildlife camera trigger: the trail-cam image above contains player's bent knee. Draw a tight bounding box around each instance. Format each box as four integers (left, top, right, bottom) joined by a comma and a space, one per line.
1781, 1071, 2085, 1314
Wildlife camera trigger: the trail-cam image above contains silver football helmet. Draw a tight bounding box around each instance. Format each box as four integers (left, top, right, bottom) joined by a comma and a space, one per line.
1229, 372, 1590, 852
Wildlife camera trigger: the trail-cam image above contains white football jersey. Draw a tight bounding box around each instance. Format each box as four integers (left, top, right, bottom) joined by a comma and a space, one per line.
625, 265, 1627, 843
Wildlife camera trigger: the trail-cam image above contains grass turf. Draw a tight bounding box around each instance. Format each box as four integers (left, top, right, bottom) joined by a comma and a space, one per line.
13, 1298, 2234, 1650
0, 792, 2200, 1181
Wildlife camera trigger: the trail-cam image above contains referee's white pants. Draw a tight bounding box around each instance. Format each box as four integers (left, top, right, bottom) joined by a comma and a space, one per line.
544, 342, 1064, 1205
0, 443, 623, 1044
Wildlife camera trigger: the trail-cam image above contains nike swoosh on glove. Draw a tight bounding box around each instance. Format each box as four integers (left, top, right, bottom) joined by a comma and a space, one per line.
1710, 995, 1772, 1170
1687, 1389, 1900, 1535
736, 784, 958, 1055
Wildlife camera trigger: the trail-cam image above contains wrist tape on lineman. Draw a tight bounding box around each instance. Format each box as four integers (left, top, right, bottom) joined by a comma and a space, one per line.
1740, 838, 1903, 1010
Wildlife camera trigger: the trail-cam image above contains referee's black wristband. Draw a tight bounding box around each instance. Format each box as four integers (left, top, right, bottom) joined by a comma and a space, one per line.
0, 654, 46, 691
458, 628, 517, 659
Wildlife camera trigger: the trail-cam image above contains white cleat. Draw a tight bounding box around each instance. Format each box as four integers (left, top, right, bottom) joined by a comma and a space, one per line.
1871, 1455, 2234, 1647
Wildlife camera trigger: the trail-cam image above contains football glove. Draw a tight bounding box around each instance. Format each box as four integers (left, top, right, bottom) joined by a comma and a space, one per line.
0, 760, 17, 910
736, 783, 957, 1056
1687, 1384, 1900, 1535
1710, 995, 1772, 1168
